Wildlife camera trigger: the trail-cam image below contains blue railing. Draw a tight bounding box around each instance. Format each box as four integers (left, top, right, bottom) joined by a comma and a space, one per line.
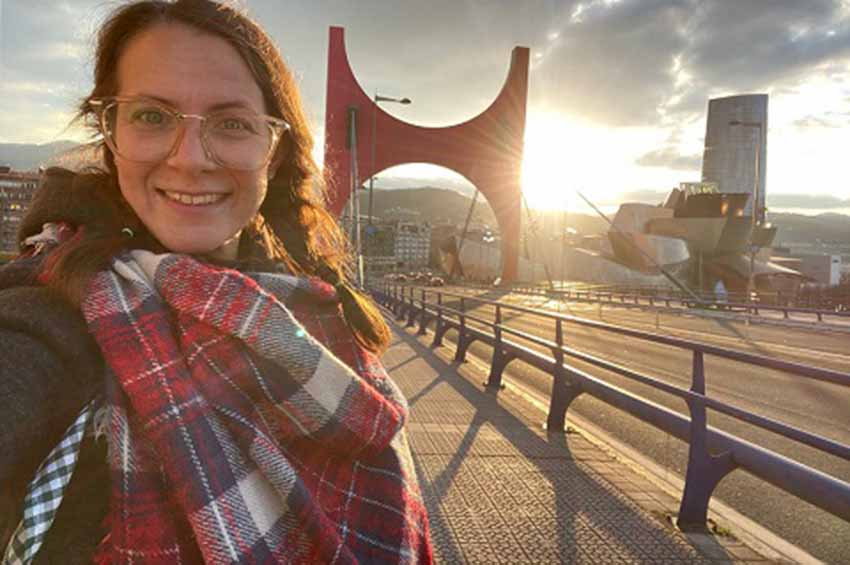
375, 282, 850, 528
488, 283, 850, 323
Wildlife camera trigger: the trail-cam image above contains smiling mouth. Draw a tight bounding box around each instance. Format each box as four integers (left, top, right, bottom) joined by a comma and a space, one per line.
159, 189, 227, 206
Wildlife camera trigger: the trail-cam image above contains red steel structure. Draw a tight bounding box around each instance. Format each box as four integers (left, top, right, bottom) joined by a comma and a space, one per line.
323, 26, 529, 283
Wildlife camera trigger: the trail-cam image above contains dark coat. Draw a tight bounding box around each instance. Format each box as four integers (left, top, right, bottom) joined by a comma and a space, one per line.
1, 168, 145, 562
0, 255, 109, 563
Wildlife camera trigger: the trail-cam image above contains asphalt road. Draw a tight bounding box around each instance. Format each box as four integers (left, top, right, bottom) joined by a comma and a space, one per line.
408, 286, 850, 563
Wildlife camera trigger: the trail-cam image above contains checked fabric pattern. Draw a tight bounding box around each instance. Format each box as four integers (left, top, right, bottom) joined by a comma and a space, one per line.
3, 401, 95, 564
81, 251, 432, 564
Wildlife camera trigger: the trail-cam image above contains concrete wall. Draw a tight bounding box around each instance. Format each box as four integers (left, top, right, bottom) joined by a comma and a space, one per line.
701, 94, 768, 220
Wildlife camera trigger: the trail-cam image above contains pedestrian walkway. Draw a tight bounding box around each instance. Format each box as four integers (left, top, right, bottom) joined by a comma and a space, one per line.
384, 320, 775, 563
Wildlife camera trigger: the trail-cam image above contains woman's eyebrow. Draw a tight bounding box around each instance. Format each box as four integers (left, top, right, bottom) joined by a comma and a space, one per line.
132, 93, 257, 112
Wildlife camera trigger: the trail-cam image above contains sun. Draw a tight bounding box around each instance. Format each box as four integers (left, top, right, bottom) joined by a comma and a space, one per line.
520, 111, 661, 212
520, 113, 596, 211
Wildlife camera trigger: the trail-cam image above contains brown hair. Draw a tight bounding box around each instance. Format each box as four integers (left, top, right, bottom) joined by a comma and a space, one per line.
26, 0, 389, 353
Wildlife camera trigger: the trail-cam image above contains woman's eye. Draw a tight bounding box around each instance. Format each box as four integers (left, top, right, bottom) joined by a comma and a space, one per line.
221, 119, 250, 131
213, 115, 259, 135
132, 110, 166, 125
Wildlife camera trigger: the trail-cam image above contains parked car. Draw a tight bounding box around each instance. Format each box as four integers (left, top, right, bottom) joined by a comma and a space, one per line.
429, 276, 445, 287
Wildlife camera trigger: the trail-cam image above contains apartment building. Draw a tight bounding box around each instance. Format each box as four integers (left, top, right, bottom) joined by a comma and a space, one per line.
0, 168, 40, 253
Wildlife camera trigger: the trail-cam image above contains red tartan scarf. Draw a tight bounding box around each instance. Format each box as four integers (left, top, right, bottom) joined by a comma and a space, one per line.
78, 250, 432, 564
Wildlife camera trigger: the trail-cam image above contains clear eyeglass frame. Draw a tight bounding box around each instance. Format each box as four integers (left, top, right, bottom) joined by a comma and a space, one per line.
89, 96, 291, 171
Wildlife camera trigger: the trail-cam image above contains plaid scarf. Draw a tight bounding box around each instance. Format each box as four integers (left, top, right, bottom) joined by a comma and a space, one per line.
77, 250, 431, 564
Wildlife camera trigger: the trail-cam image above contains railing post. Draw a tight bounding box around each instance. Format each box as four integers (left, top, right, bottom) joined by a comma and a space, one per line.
454, 297, 468, 362
417, 289, 429, 335
396, 286, 407, 320
406, 287, 418, 327
486, 304, 506, 389
547, 318, 581, 431
431, 292, 445, 347
677, 350, 737, 529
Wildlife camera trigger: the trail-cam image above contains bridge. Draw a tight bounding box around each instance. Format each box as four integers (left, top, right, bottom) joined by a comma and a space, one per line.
322, 24, 850, 562
377, 283, 850, 564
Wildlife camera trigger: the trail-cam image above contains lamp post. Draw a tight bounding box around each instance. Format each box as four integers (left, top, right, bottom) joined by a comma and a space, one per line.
370, 93, 412, 225
729, 120, 764, 304
367, 93, 410, 281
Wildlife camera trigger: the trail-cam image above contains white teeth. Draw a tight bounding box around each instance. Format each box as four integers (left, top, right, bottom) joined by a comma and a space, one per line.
162, 190, 225, 206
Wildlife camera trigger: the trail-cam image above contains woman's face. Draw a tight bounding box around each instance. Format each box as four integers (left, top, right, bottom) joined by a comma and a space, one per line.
113, 23, 277, 260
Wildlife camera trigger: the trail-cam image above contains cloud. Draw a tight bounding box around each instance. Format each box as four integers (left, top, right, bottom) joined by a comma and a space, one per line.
529, 0, 850, 126
792, 111, 850, 128
680, 0, 850, 90
3, 0, 850, 202
532, 0, 692, 125
635, 147, 701, 170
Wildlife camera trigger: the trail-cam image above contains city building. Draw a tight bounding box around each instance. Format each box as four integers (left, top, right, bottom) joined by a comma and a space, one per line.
797, 254, 843, 286
354, 218, 435, 278
394, 221, 431, 269
0, 168, 40, 254
701, 94, 768, 220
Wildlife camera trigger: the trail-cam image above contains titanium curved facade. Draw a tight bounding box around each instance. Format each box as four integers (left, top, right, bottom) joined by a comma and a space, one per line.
701, 94, 768, 221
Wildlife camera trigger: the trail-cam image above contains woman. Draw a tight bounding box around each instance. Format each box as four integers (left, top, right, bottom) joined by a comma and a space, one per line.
0, 1, 432, 563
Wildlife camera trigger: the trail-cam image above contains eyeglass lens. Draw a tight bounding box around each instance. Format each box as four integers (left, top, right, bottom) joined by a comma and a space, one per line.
103, 100, 275, 170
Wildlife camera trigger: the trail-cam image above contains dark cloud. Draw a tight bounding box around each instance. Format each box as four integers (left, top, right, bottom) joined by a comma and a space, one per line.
530, 0, 850, 125
635, 147, 701, 170
680, 0, 850, 91
532, 0, 692, 125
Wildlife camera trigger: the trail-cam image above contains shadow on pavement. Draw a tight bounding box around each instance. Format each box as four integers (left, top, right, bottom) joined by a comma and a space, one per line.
388, 324, 735, 563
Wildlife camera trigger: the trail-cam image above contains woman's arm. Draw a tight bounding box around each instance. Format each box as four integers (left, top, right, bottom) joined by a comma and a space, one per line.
0, 286, 103, 485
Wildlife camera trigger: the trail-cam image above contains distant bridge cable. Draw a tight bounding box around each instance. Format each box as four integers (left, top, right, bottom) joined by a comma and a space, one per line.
451, 189, 480, 280
521, 193, 556, 291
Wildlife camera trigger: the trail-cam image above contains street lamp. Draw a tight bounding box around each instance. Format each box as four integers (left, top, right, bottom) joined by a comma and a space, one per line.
729, 120, 764, 304
370, 93, 412, 225
367, 93, 411, 281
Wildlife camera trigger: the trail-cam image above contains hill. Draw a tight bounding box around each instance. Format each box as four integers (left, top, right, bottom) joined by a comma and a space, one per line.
359, 187, 608, 234
769, 212, 850, 246
360, 187, 497, 227
361, 187, 850, 246
0, 141, 79, 170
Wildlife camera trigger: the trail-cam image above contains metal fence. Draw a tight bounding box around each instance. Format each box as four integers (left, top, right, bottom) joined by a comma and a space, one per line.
376, 283, 850, 528
502, 283, 850, 323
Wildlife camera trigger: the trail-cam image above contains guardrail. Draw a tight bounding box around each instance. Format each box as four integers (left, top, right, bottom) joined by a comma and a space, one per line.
375, 282, 850, 528
505, 283, 850, 324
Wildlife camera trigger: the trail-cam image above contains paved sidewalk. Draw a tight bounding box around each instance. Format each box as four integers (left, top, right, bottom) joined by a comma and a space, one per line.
385, 322, 775, 564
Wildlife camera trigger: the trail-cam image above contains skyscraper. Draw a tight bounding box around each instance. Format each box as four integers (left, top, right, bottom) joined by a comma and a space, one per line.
701, 94, 768, 221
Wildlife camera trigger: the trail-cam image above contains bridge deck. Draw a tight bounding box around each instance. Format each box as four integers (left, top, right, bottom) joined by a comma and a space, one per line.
385, 321, 773, 564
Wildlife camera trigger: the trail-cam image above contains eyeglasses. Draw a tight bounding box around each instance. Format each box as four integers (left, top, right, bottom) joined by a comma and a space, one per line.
90, 97, 290, 171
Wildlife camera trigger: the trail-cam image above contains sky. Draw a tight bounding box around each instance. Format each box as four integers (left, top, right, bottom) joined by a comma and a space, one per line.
1, 0, 850, 214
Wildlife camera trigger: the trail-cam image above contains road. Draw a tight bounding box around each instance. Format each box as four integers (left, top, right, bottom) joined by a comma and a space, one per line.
403, 285, 850, 563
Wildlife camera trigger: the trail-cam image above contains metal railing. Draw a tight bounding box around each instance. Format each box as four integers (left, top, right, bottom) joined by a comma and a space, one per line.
502, 283, 850, 324
375, 282, 850, 528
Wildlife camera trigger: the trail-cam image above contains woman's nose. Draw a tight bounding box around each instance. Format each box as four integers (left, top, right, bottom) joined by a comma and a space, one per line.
165, 118, 216, 171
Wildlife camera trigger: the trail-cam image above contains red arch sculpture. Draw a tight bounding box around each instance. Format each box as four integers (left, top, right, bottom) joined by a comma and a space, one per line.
323, 26, 529, 282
